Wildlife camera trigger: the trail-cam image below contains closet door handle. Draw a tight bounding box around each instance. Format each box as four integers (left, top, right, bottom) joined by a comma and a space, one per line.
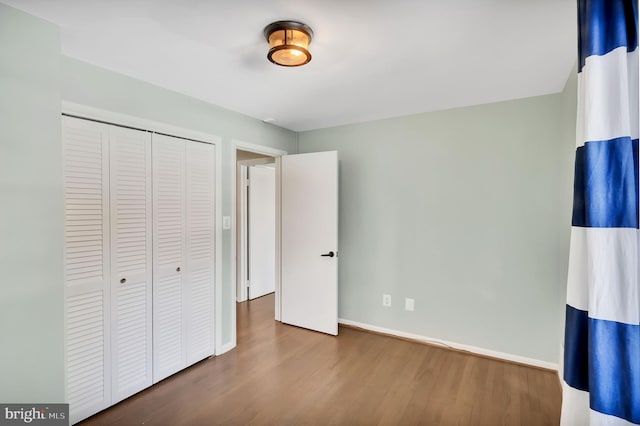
321, 251, 335, 258
176, 267, 181, 272
120, 278, 126, 284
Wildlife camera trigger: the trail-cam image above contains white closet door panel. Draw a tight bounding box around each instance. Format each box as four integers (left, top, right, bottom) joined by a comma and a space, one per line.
63, 118, 110, 292
154, 273, 183, 378
62, 116, 111, 424
186, 141, 215, 364
187, 267, 214, 362
152, 134, 187, 382
66, 290, 107, 422
109, 126, 153, 403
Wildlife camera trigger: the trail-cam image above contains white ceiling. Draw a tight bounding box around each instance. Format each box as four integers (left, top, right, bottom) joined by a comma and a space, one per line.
4, 0, 576, 132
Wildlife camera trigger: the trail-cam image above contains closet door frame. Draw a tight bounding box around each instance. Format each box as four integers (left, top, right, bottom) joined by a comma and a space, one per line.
62, 102, 223, 395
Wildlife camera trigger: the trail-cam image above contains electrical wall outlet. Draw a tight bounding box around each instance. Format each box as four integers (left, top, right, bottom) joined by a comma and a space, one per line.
405, 298, 415, 311
382, 294, 391, 307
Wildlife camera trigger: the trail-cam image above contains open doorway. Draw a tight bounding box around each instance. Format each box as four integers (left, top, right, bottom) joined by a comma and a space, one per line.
233, 146, 284, 330
231, 144, 339, 347
237, 157, 276, 302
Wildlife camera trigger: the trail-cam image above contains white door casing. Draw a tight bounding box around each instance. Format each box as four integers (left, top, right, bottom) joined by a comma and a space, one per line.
281, 151, 339, 335
236, 164, 249, 303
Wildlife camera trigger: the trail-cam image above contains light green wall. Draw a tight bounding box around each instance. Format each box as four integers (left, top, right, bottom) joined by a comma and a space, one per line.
1, 6, 577, 405
560, 65, 578, 167
557, 64, 578, 356
0, 4, 64, 402
299, 93, 576, 363
61, 56, 297, 346
1, 2, 296, 402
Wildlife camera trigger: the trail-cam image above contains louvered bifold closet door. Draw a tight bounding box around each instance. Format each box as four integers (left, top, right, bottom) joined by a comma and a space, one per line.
63, 116, 111, 424
109, 126, 153, 403
152, 134, 187, 383
186, 141, 215, 364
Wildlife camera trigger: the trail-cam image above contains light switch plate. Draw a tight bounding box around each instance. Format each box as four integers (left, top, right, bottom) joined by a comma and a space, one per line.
405, 298, 415, 311
382, 294, 391, 307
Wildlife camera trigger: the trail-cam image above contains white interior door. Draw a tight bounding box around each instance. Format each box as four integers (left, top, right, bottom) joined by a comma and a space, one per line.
109, 126, 153, 403
62, 116, 111, 424
248, 165, 276, 300
152, 134, 187, 383
281, 151, 338, 335
185, 141, 215, 364
152, 135, 215, 377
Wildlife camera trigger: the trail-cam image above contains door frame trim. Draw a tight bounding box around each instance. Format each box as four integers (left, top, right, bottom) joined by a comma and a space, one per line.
231, 141, 287, 348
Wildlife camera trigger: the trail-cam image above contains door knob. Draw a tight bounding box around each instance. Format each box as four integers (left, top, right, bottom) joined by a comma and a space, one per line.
120, 278, 126, 284
176, 267, 181, 272
321, 251, 335, 258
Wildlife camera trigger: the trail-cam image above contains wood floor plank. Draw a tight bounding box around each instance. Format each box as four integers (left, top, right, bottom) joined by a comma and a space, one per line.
79, 293, 561, 425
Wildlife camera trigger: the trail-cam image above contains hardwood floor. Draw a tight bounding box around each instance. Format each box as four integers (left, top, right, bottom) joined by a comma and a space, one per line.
81, 293, 561, 425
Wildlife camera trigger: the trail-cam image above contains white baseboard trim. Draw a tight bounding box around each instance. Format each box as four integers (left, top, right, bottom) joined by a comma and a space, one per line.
557, 343, 565, 390
216, 341, 236, 356
338, 318, 559, 371
557, 370, 564, 396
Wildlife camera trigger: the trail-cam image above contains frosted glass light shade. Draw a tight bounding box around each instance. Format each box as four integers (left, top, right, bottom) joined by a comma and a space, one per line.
264, 21, 313, 67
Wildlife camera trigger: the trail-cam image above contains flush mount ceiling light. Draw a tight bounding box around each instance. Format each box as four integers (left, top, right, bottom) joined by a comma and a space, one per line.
263, 20, 313, 67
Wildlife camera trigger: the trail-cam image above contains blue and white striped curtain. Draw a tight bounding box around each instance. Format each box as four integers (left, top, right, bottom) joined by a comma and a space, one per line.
562, 0, 639, 425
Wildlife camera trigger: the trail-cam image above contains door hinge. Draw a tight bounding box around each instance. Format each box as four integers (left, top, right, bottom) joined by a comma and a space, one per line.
246, 280, 250, 287
244, 179, 250, 187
